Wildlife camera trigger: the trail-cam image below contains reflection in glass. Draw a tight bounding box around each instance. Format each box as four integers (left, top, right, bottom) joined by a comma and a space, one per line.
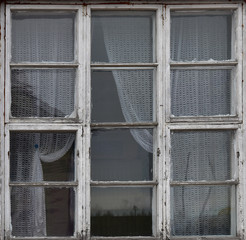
91, 187, 152, 236
171, 69, 231, 116
92, 70, 154, 122
92, 11, 154, 63
11, 69, 75, 118
171, 13, 232, 61
171, 186, 231, 236
12, 12, 75, 62
91, 129, 153, 181
10, 132, 75, 182
11, 187, 75, 237
171, 130, 232, 181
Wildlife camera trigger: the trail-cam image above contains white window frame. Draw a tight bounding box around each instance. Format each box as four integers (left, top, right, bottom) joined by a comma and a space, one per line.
0, 2, 245, 240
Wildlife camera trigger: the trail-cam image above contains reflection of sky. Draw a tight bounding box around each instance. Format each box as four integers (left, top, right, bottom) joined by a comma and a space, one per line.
91, 187, 152, 216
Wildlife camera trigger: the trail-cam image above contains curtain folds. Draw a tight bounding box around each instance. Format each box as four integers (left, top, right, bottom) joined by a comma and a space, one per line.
101, 16, 153, 153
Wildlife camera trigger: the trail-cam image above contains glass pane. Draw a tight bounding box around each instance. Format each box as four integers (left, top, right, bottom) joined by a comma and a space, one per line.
92, 11, 154, 63
91, 129, 153, 181
171, 69, 231, 116
11, 69, 76, 118
171, 130, 233, 181
12, 12, 75, 62
10, 132, 75, 182
171, 186, 232, 236
91, 187, 152, 236
171, 12, 232, 61
92, 70, 154, 122
11, 187, 75, 237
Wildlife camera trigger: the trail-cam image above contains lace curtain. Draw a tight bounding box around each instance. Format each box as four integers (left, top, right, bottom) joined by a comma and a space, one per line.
170, 14, 232, 235
101, 16, 154, 153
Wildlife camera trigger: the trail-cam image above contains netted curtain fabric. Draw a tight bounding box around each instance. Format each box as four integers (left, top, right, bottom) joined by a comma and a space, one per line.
99, 14, 154, 152
11, 13, 75, 118
171, 130, 233, 235
10, 133, 75, 236
170, 14, 232, 116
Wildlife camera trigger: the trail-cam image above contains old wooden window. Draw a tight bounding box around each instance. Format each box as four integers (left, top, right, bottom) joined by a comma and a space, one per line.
1, 2, 244, 240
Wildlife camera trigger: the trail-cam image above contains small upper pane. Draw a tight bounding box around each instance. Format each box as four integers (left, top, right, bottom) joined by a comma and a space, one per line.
171, 12, 232, 61
92, 70, 154, 122
92, 11, 154, 63
12, 12, 75, 62
11, 69, 75, 118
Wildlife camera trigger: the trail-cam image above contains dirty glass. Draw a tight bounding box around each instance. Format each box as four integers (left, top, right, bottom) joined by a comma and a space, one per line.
91, 187, 152, 236
91, 129, 153, 181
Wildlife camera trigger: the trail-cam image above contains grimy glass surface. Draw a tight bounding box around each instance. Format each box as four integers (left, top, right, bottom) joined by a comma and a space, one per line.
171, 186, 231, 236
171, 69, 231, 116
12, 12, 75, 62
91, 70, 154, 122
11, 69, 75, 118
10, 132, 75, 182
171, 12, 232, 61
91, 11, 154, 63
171, 130, 233, 181
11, 187, 75, 236
91, 129, 153, 181
91, 187, 152, 236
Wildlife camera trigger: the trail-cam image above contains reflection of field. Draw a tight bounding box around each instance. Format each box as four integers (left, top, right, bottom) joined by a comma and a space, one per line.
91, 213, 152, 236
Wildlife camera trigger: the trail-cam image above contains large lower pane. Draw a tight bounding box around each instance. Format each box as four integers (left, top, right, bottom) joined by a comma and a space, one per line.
92, 70, 154, 122
91, 187, 152, 236
171, 130, 233, 181
91, 129, 153, 181
171, 12, 232, 61
12, 12, 75, 62
11, 69, 76, 117
10, 132, 75, 182
171, 69, 231, 116
171, 186, 232, 236
91, 11, 154, 63
11, 187, 75, 237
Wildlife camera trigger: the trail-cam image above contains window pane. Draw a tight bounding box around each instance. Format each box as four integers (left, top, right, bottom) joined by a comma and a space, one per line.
91, 187, 152, 236
11, 187, 75, 237
171, 69, 231, 116
12, 12, 75, 62
171, 130, 233, 181
11, 69, 76, 118
92, 70, 154, 122
171, 12, 232, 61
91, 129, 153, 181
92, 11, 154, 63
10, 132, 75, 182
171, 186, 232, 236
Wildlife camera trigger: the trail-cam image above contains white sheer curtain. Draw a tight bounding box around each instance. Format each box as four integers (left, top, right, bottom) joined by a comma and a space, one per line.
11, 13, 76, 236
170, 14, 232, 235
11, 133, 75, 236
101, 16, 153, 153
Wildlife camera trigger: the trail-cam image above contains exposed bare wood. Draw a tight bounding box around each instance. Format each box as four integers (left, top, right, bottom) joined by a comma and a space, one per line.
91, 181, 158, 186
10, 63, 79, 68
170, 60, 238, 67
91, 122, 158, 128
9, 182, 78, 187
170, 180, 239, 186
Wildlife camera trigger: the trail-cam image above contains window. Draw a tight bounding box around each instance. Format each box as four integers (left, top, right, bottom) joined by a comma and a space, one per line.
1, 2, 245, 240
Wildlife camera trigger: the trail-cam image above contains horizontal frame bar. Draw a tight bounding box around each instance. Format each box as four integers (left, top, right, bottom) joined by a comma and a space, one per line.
9, 182, 78, 187
170, 61, 237, 68
10, 237, 78, 240
167, 124, 239, 130
170, 237, 240, 240
10, 63, 79, 68
170, 116, 240, 123
91, 63, 158, 68
91, 122, 158, 128
91, 181, 158, 187
91, 238, 159, 240
170, 180, 238, 186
